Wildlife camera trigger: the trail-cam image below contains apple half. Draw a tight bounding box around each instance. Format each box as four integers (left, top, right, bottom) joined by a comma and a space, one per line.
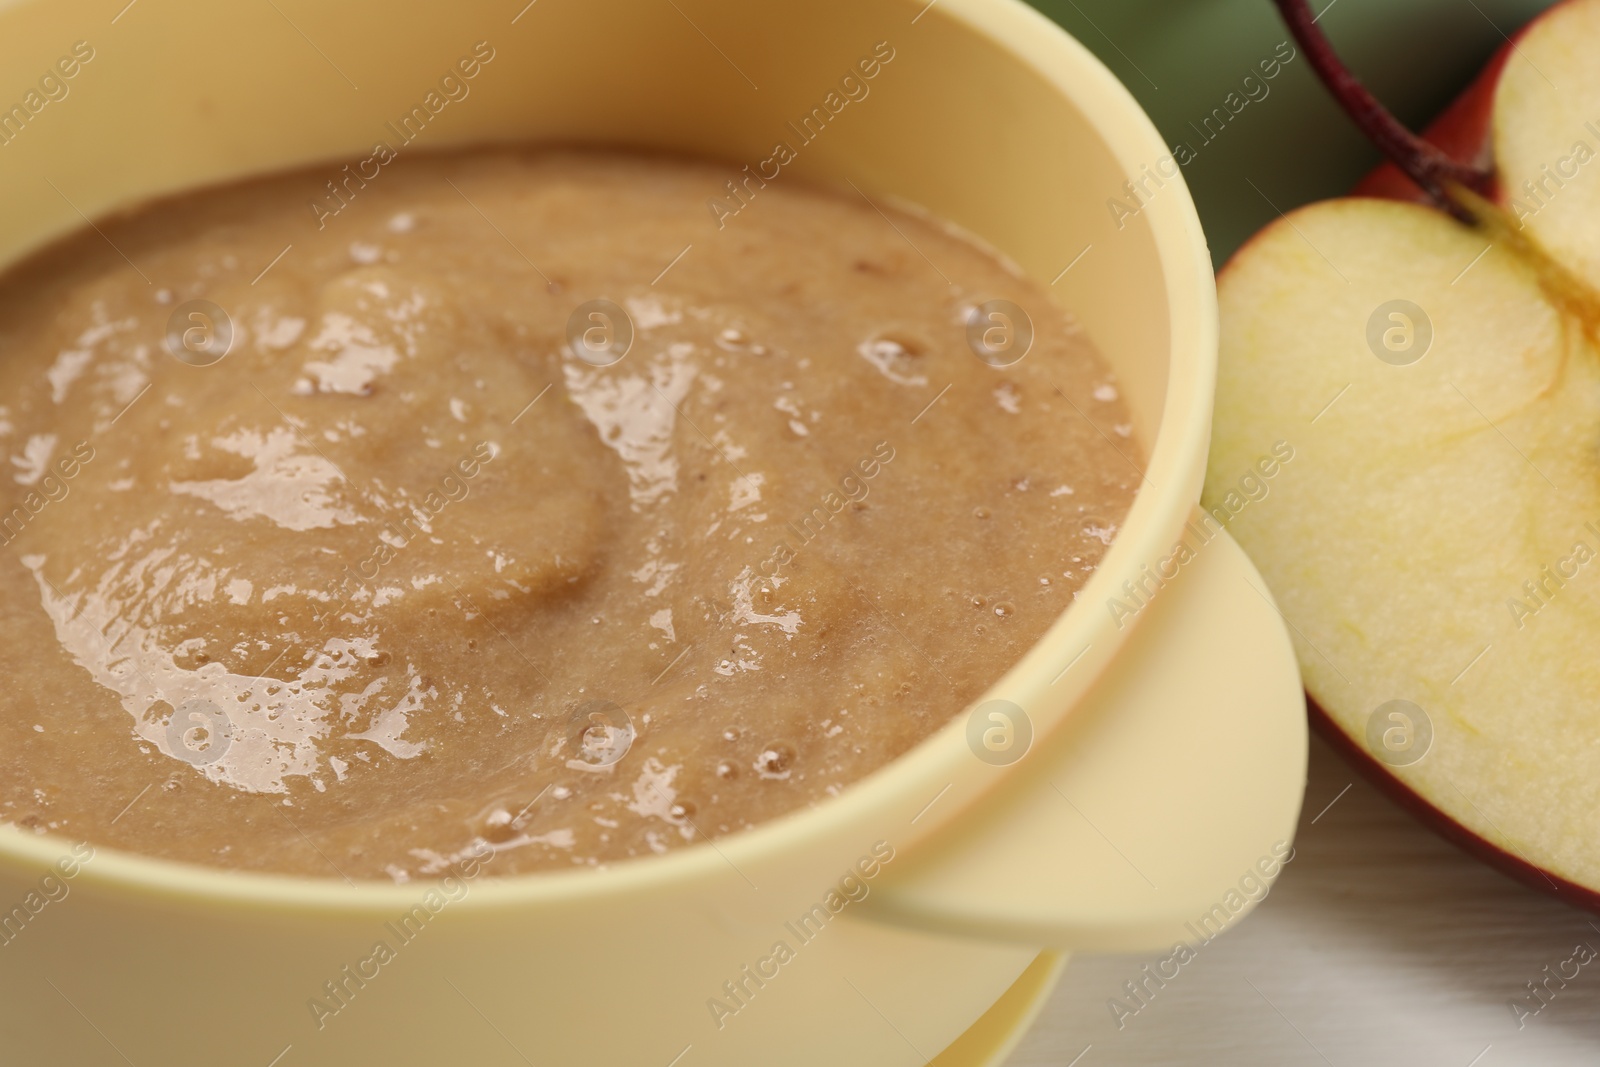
1209, 0, 1600, 906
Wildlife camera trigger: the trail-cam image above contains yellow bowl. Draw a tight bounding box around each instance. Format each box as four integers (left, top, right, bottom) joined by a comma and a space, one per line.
0, 1, 1306, 1064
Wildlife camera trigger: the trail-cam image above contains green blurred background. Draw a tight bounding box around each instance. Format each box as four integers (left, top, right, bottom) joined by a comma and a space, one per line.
1029, 0, 1555, 264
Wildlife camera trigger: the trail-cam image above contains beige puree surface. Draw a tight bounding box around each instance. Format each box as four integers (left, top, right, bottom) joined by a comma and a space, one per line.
0, 148, 1140, 879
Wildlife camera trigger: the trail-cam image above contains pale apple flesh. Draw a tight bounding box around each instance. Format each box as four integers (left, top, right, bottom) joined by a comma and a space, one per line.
1211, 0, 1600, 905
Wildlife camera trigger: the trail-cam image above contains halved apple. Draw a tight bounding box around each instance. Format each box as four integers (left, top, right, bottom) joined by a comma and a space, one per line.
1209, 0, 1600, 906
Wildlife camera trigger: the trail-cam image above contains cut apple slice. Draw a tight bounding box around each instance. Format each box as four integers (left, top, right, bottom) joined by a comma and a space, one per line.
1497, 0, 1600, 290
1213, 0, 1600, 905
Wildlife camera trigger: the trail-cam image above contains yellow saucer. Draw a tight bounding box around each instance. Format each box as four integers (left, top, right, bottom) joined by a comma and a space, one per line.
931, 953, 1068, 1067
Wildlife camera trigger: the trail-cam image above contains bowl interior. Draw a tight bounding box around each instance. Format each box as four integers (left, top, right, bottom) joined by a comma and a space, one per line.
0, 0, 1175, 437
0, 0, 1212, 898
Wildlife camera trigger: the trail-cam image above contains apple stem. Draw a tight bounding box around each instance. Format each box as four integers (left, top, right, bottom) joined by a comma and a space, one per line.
1274, 1, 1600, 338
1273, 0, 1494, 221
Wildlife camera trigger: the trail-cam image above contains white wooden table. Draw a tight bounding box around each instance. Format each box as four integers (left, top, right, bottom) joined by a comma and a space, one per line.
1006, 732, 1600, 1066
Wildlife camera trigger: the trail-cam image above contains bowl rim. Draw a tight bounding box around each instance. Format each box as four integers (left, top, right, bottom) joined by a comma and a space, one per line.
0, 0, 1218, 913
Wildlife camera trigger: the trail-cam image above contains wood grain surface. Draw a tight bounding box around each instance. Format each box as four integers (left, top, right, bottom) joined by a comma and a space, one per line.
1006, 731, 1600, 1066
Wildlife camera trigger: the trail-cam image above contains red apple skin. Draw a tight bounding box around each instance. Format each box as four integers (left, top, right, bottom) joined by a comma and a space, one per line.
1351, 0, 1585, 204
1308, 702, 1600, 912
1334, 3, 1600, 912
1218, 0, 1600, 912
1349, 42, 1509, 204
